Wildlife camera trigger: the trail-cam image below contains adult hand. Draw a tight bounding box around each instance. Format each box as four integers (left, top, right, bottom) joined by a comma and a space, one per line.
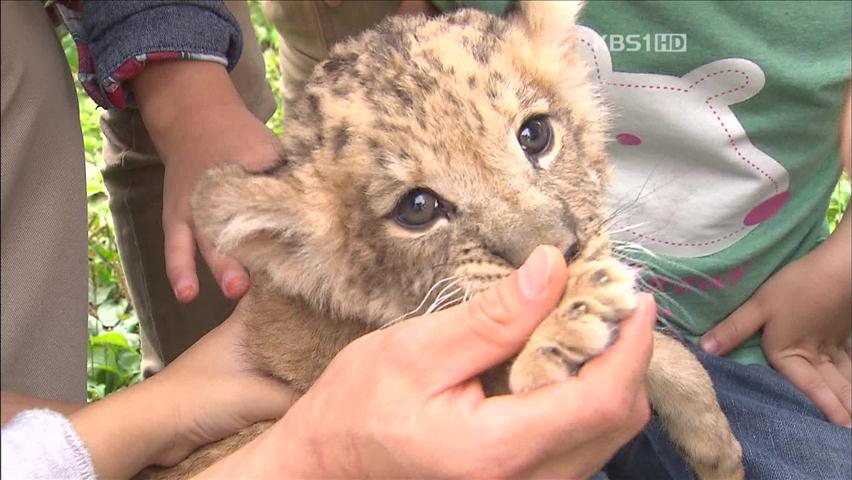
701, 212, 851, 427
131, 61, 281, 303
201, 245, 656, 479
70, 300, 297, 479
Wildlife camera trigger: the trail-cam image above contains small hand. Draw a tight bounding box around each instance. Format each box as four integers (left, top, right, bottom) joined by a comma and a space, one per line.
131, 61, 281, 303
159, 104, 279, 303
201, 246, 655, 479
701, 213, 851, 427
148, 298, 299, 466
69, 298, 297, 478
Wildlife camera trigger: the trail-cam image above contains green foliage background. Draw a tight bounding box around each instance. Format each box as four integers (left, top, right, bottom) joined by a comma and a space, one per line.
64, 3, 849, 402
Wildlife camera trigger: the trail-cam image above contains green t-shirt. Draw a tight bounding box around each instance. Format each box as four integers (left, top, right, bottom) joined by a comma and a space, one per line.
431, 0, 513, 16
577, 1, 851, 364
436, 1, 851, 365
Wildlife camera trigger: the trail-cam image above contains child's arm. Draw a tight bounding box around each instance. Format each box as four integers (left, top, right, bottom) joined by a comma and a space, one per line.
700, 85, 852, 427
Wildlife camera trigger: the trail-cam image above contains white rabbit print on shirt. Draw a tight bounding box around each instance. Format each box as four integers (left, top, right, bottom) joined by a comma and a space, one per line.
578, 26, 790, 258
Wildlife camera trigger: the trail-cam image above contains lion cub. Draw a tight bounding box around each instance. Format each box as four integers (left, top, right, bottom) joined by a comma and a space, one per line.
142, 2, 744, 479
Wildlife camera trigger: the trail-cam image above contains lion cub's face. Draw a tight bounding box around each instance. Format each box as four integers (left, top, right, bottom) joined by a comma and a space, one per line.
194, 2, 609, 324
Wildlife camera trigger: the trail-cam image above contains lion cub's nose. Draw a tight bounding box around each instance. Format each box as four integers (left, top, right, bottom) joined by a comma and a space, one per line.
563, 242, 580, 262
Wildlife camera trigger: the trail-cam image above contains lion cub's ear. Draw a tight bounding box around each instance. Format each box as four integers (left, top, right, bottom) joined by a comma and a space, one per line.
191, 164, 308, 271
511, 0, 584, 40
507, 0, 585, 62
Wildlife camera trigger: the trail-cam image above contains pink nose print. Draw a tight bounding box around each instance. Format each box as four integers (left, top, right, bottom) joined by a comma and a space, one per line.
615, 133, 641, 146
743, 191, 789, 226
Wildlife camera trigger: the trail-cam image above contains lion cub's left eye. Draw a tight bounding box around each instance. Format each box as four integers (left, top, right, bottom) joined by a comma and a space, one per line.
517, 115, 553, 163
393, 188, 446, 230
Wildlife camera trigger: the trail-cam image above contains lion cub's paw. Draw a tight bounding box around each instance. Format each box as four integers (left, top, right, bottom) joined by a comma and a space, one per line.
508, 257, 636, 393
564, 257, 638, 317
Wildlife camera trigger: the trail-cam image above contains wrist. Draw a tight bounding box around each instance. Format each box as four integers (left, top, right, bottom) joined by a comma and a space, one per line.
1, 391, 85, 426
813, 211, 851, 285
69, 379, 181, 478
131, 60, 248, 164
197, 414, 319, 478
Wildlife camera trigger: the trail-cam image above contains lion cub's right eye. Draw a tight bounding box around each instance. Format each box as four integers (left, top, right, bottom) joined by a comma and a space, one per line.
393, 188, 447, 230
517, 115, 553, 166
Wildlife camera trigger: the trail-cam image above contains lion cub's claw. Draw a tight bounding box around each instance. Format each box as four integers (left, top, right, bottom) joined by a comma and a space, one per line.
509, 256, 636, 393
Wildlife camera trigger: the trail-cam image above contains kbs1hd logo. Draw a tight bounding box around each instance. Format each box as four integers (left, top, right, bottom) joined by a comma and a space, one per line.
601, 33, 688, 53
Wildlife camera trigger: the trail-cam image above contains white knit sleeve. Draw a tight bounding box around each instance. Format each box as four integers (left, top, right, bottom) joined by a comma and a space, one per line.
1, 409, 96, 479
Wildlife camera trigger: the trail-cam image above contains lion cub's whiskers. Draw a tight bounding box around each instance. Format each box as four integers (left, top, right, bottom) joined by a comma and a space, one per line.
427, 294, 465, 314
612, 240, 717, 300
383, 276, 462, 328
427, 286, 463, 314
605, 221, 650, 237
609, 244, 697, 330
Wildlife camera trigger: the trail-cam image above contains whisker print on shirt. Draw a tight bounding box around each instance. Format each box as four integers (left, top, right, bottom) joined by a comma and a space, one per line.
595, 166, 687, 240
625, 265, 695, 331
611, 240, 719, 296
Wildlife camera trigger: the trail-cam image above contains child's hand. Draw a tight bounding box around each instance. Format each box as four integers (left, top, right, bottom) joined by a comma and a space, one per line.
701, 213, 851, 427
69, 299, 298, 479
131, 61, 281, 304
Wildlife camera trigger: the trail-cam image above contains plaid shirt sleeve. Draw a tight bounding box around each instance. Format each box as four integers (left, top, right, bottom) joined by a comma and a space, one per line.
52, 0, 243, 109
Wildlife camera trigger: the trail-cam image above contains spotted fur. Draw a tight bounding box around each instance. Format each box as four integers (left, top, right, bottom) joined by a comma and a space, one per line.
139, 3, 743, 479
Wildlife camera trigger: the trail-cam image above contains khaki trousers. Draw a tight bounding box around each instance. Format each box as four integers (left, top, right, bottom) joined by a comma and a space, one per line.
262, 0, 401, 105
1, 1, 88, 402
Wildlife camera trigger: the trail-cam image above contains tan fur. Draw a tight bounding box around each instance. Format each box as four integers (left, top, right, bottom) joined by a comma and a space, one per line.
140, 2, 743, 478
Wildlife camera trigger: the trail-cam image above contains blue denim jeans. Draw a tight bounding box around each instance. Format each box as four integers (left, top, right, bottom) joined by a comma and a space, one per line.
603, 348, 852, 480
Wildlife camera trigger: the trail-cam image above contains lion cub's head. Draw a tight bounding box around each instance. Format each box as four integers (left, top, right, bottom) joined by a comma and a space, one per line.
193, 1, 609, 324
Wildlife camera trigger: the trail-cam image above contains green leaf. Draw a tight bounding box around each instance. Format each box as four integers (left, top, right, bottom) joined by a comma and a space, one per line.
61, 34, 79, 73
90, 332, 130, 348
117, 350, 142, 373
87, 380, 106, 402
828, 174, 851, 233
90, 364, 128, 392
88, 314, 101, 337
92, 284, 115, 307
96, 302, 121, 329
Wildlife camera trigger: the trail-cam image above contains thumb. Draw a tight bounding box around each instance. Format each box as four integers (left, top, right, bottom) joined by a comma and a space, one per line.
401, 245, 569, 392
700, 297, 767, 356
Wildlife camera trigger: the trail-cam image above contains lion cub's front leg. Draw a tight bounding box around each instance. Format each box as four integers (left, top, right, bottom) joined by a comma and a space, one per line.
507, 237, 744, 480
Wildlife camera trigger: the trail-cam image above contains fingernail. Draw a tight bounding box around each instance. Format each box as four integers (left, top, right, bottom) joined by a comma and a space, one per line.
173, 279, 194, 302
518, 246, 552, 300
844, 422, 851, 429
221, 271, 248, 297
699, 334, 719, 355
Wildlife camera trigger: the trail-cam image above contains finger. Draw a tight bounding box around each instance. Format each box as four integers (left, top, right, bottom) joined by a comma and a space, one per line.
816, 359, 852, 418
700, 298, 767, 356
482, 295, 656, 442
197, 232, 250, 299
775, 355, 851, 426
830, 348, 852, 387
164, 221, 200, 303
396, 245, 569, 392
